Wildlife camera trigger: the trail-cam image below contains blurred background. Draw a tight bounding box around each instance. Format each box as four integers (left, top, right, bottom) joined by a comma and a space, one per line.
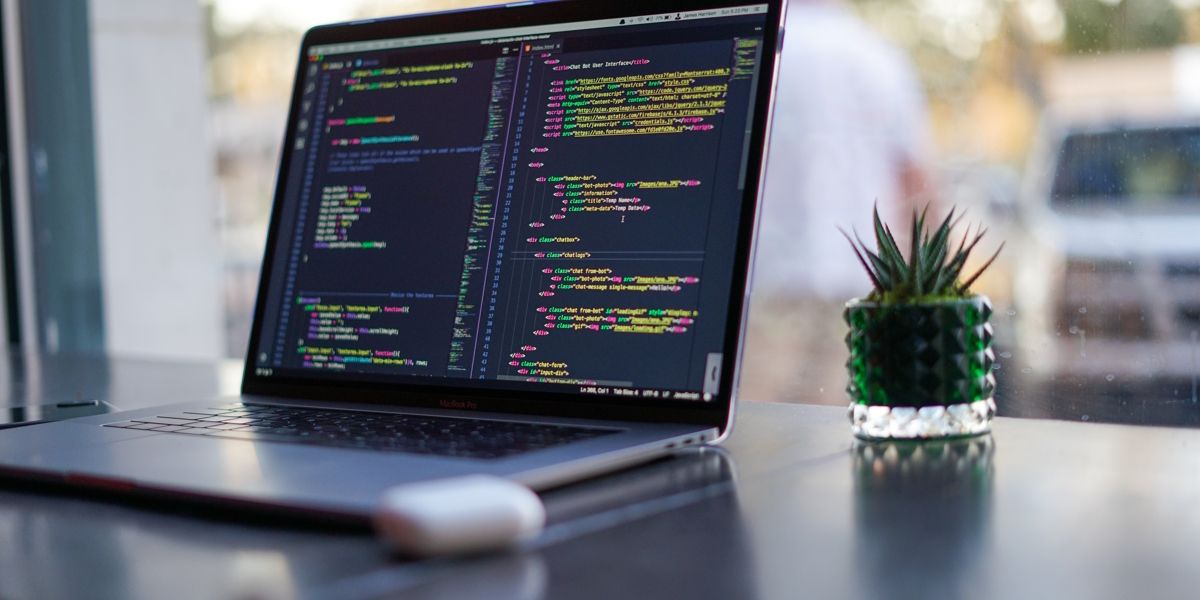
8, 0, 1200, 426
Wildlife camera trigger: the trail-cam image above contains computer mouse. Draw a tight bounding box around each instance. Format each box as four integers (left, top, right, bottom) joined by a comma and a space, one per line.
375, 475, 545, 557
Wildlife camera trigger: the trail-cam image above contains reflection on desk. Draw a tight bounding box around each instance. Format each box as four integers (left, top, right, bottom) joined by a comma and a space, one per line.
315, 447, 752, 599
853, 437, 993, 599
2, 357, 1200, 599
0, 445, 748, 600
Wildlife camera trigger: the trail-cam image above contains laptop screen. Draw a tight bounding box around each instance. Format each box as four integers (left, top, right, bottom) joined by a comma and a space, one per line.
251, 3, 772, 405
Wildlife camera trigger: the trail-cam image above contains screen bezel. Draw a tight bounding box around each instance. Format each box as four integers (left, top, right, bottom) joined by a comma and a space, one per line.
241, 0, 786, 435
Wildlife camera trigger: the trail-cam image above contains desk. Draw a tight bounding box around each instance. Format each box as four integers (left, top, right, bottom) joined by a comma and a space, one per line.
1, 355, 1198, 599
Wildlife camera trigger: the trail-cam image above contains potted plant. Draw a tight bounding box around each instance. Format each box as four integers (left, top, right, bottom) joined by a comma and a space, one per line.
842, 206, 1003, 440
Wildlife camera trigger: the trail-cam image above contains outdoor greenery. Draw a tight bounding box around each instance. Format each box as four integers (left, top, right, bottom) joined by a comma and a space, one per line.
842, 207, 1003, 304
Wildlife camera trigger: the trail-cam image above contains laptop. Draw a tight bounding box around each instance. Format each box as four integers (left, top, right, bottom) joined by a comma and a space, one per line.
0, 0, 785, 520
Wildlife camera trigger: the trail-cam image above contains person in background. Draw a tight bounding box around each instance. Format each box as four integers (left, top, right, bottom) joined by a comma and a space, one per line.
740, 0, 933, 404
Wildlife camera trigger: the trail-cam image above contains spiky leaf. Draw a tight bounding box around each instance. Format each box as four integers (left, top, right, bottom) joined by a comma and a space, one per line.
843, 205, 1002, 302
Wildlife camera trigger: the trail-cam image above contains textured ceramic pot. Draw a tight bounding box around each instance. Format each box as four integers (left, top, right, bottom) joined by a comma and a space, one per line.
844, 295, 997, 439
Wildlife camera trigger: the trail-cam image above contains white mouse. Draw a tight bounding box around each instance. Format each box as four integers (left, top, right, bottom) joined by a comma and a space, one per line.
375, 475, 545, 557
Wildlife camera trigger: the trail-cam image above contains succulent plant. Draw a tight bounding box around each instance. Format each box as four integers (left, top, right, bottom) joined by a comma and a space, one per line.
841, 205, 1002, 304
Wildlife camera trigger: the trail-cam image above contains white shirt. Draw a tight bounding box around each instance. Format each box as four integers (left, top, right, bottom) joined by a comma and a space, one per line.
752, 4, 929, 299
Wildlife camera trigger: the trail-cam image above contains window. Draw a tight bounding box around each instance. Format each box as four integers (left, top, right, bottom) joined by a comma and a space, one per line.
8, 0, 1200, 428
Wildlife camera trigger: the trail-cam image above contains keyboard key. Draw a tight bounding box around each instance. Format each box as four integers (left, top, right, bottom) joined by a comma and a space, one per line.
132, 418, 190, 427
206, 430, 295, 443
145, 416, 195, 425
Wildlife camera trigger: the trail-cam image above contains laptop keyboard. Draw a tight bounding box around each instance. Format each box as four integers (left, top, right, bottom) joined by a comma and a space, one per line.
103, 403, 618, 459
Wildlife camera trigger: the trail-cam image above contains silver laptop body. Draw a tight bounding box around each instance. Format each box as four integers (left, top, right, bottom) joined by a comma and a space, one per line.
0, 0, 785, 520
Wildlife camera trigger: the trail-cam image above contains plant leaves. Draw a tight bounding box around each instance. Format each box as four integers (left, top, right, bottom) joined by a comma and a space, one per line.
840, 227, 883, 291
960, 242, 1005, 292
844, 204, 1000, 299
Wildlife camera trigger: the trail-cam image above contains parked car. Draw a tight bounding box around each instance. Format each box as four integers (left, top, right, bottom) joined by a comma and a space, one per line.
1012, 115, 1200, 379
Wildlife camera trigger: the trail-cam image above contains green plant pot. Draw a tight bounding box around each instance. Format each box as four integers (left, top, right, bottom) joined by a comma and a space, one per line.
844, 295, 997, 440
